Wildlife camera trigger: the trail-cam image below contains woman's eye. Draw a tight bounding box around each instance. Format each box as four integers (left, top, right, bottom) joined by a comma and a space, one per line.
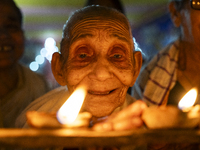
113, 54, 122, 59
79, 53, 87, 58
108, 46, 128, 63
5, 23, 21, 32
74, 46, 93, 61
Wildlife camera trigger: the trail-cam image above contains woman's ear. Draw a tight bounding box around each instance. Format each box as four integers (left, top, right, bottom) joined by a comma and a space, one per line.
168, 2, 181, 27
131, 51, 142, 86
51, 52, 67, 86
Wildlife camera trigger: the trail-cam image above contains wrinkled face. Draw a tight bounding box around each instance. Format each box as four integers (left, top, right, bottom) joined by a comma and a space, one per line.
55, 16, 140, 117
0, 3, 24, 69
179, 1, 200, 48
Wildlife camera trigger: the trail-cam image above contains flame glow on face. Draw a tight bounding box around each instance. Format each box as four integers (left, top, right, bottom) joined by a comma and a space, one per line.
57, 86, 87, 124
178, 88, 198, 110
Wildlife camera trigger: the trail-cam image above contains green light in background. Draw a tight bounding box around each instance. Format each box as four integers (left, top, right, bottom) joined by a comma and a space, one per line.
14, 0, 86, 7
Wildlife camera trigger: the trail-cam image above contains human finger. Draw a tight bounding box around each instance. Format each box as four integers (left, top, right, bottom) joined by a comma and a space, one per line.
109, 100, 147, 122
92, 116, 143, 131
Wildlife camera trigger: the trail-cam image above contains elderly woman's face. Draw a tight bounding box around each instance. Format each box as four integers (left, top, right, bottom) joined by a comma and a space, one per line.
57, 16, 141, 117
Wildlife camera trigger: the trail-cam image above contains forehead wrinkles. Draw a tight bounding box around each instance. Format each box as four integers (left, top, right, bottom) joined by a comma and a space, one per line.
69, 18, 131, 44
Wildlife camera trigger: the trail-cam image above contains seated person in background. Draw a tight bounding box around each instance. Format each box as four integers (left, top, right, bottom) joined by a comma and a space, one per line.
85, 0, 125, 14
132, 0, 200, 149
0, 0, 49, 128
16, 5, 147, 132
132, 0, 200, 106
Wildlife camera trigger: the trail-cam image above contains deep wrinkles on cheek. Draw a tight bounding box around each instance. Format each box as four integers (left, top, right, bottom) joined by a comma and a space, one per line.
63, 60, 92, 84
64, 67, 83, 88
118, 86, 128, 104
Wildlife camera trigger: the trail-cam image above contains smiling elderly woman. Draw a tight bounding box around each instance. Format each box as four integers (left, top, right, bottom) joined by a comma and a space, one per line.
15, 5, 146, 131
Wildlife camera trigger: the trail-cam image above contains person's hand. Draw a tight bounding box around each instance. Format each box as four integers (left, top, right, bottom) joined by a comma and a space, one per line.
92, 100, 147, 131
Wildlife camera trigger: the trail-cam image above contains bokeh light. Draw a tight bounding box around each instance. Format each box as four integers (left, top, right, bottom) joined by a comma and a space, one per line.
29, 37, 58, 71
29, 62, 39, 71
35, 55, 45, 65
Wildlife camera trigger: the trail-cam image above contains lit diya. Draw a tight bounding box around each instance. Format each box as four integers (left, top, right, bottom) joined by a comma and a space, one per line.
142, 88, 200, 129
26, 86, 92, 128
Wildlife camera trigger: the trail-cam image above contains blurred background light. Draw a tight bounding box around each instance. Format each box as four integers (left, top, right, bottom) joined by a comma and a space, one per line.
29, 61, 39, 71
40, 48, 48, 57
29, 37, 58, 71
35, 55, 45, 65
45, 37, 56, 49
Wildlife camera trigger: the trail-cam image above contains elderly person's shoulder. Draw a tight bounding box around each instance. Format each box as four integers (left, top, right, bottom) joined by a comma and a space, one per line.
15, 86, 70, 128
29, 86, 69, 110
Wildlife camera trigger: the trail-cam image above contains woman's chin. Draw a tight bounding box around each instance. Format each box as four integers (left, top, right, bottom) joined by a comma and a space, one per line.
86, 105, 115, 118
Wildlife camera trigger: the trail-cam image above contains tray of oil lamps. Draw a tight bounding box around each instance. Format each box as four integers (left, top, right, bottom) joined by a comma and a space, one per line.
0, 128, 200, 148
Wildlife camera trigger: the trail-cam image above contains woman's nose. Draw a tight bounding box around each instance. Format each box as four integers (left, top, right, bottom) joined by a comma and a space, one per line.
88, 58, 113, 81
0, 27, 10, 39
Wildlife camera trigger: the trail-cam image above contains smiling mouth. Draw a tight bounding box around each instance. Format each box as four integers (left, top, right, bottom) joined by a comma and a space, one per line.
0, 46, 13, 52
88, 89, 115, 95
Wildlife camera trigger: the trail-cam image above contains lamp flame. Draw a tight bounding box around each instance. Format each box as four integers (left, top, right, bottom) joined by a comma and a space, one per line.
178, 88, 198, 111
57, 86, 87, 124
